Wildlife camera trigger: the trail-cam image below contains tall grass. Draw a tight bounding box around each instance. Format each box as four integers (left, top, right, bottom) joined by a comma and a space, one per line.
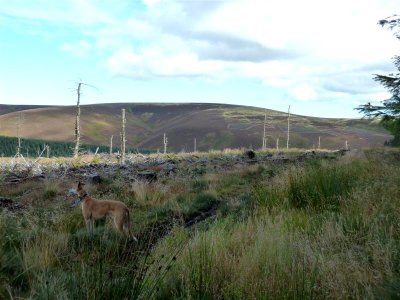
0, 207, 177, 299
286, 160, 372, 210
155, 149, 400, 298
1, 148, 399, 298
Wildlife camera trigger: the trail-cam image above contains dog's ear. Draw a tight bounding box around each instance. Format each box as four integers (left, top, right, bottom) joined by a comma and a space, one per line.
77, 181, 85, 189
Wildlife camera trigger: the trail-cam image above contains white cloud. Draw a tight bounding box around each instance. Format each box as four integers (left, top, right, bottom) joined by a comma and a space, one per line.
103, 0, 397, 84
141, 0, 162, 7
107, 47, 224, 78
201, 0, 399, 59
290, 84, 317, 102
60, 40, 92, 57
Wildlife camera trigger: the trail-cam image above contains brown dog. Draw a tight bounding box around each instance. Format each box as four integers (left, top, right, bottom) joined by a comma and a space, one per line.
76, 181, 137, 241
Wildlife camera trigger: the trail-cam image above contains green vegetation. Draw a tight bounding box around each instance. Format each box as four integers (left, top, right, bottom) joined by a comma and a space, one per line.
1, 148, 399, 298
0, 136, 155, 157
357, 16, 400, 146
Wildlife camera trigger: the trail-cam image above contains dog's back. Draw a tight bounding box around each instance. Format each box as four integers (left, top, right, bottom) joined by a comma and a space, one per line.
82, 196, 128, 219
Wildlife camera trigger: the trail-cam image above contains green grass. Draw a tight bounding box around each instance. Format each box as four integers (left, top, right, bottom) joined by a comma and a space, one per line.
0, 148, 399, 298
155, 148, 400, 298
286, 159, 371, 210
0, 210, 176, 299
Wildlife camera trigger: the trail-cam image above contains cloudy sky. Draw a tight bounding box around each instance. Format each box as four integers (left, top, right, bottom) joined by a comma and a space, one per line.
0, 0, 398, 117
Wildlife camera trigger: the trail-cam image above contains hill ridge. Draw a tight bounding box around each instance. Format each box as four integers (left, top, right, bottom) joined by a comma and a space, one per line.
0, 103, 390, 151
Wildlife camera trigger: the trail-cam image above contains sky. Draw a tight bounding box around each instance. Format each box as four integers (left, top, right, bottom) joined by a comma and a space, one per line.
0, 0, 399, 118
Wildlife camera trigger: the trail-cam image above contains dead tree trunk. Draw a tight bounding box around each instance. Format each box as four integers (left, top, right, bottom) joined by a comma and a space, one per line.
110, 135, 114, 155
286, 105, 291, 149
74, 82, 82, 158
194, 137, 197, 152
16, 113, 23, 158
163, 133, 168, 154
73, 81, 98, 158
262, 110, 267, 150
121, 109, 126, 164
16, 135, 21, 158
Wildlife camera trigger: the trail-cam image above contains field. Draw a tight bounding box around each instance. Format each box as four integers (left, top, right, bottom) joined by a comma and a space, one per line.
1, 148, 400, 299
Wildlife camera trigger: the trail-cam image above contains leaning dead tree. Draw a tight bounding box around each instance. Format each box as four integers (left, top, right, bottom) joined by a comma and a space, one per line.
286, 105, 291, 149
121, 109, 126, 164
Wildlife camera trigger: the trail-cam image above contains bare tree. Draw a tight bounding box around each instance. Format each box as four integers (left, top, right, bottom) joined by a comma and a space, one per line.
318, 136, 321, 150
286, 105, 291, 149
110, 135, 114, 155
16, 112, 24, 158
163, 133, 168, 154
276, 137, 279, 151
262, 110, 267, 150
121, 109, 126, 164
73, 81, 98, 158
194, 137, 197, 152
73, 82, 82, 158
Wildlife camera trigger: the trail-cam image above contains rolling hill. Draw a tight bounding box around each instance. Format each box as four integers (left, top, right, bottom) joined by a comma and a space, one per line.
0, 103, 391, 152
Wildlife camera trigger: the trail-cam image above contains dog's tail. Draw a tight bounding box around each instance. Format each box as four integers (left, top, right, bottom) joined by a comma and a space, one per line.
124, 209, 138, 242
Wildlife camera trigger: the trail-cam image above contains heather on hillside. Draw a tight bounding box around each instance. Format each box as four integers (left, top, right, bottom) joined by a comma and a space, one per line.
0, 103, 390, 151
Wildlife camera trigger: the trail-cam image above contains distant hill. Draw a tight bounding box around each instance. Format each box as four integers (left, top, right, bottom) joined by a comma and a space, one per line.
0, 103, 391, 152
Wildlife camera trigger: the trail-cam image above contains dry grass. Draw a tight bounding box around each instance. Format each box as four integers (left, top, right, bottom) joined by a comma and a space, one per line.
0, 148, 399, 299
154, 148, 400, 299
131, 180, 167, 206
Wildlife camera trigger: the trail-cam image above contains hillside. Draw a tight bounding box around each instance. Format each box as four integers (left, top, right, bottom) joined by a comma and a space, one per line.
0, 103, 391, 152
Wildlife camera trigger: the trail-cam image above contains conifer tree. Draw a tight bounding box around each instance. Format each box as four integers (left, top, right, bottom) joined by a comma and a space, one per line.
357, 15, 400, 145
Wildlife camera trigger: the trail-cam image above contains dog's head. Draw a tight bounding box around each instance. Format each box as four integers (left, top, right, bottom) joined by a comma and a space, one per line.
77, 181, 87, 198
76, 181, 85, 196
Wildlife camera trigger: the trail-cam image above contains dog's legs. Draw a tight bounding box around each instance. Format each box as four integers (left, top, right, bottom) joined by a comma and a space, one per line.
123, 210, 138, 242
85, 218, 91, 233
123, 209, 138, 242
124, 224, 138, 242
115, 214, 138, 242
90, 219, 94, 236
86, 218, 94, 237
114, 215, 123, 233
